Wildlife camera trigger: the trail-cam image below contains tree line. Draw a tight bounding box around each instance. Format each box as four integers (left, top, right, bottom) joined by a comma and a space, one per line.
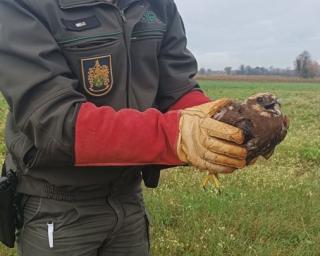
198, 51, 320, 78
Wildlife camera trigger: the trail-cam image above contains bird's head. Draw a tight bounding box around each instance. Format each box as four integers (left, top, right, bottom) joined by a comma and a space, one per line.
245, 92, 282, 116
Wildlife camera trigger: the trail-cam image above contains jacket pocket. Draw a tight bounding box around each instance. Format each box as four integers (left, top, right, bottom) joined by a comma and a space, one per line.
22, 196, 43, 226
59, 32, 126, 99
5, 120, 37, 171
129, 29, 165, 107
58, 32, 122, 50
131, 28, 166, 41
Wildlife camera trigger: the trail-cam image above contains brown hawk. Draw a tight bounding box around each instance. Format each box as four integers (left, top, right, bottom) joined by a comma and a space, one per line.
203, 92, 289, 189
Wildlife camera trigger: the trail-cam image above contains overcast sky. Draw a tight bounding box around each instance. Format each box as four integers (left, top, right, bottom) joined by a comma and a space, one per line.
174, 0, 320, 70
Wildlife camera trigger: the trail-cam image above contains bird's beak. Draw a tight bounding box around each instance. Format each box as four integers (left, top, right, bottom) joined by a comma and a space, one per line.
276, 99, 282, 107
265, 100, 277, 109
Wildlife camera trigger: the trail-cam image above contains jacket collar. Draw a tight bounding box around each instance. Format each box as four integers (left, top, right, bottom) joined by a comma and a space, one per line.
59, 0, 97, 9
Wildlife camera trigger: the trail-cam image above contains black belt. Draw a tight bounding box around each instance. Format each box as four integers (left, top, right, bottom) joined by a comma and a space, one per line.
17, 174, 142, 202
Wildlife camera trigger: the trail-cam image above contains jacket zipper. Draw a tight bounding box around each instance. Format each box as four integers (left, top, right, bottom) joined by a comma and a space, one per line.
107, 3, 134, 107
57, 32, 123, 46
118, 9, 130, 107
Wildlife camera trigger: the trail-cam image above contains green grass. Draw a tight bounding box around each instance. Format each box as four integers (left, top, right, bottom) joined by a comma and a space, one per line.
145, 81, 320, 256
1, 81, 320, 255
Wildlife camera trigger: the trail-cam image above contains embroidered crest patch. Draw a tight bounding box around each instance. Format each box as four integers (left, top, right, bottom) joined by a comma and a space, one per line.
140, 10, 161, 24
81, 55, 113, 97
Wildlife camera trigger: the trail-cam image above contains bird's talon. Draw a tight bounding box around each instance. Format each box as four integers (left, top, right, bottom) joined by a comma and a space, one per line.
202, 173, 222, 194
202, 176, 211, 190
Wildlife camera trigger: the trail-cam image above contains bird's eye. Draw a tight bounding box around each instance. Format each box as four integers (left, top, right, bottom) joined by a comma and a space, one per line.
257, 97, 263, 103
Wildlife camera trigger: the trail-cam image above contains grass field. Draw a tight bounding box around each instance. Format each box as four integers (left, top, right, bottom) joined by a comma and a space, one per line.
196, 75, 320, 84
1, 80, 320, 256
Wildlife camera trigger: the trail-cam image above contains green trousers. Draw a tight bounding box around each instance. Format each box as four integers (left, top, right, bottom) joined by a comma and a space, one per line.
17, 192, 150, 256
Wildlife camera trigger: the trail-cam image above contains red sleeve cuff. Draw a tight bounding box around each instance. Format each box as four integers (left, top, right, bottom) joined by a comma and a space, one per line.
168, 90, 211, 111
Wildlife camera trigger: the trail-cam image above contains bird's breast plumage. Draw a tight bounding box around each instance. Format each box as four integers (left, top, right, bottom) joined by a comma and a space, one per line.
213, 93, 289, 163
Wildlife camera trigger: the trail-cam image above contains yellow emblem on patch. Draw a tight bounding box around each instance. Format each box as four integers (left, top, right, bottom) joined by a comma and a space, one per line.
81, 55, 113, 97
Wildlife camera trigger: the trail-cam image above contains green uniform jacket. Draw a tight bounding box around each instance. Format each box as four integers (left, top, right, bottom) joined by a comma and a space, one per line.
0, 0, 198, 192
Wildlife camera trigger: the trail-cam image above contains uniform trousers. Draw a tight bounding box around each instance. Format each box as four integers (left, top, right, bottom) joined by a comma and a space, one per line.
17, 192, 150, 256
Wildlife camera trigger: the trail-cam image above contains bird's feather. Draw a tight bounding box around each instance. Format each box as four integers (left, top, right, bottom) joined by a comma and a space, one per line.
213, 92, 289, 163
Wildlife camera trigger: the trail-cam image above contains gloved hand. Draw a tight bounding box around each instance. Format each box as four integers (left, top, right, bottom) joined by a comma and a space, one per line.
177, 99, 247, 173
75, 100, 246, 171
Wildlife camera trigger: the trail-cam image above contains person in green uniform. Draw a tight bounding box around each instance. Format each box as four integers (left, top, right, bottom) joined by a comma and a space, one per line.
0, 0, 247, 255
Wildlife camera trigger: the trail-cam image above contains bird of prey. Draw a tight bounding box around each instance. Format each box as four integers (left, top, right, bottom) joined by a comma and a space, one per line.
203, 92, 289, 190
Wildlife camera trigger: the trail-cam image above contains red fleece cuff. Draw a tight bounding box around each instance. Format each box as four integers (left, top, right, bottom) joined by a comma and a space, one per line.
75, 102, 182, 167
168, 90, 211, 111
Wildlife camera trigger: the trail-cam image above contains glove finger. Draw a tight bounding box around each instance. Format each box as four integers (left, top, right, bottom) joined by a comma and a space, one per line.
204, 137, 247, 159
203, 150, 246, 168
192, 158, 235, 174
208, 166, 236, 174
186, 99, 232, 117
201, 118, 244, 144
208, 98, 233, 116
203, 161, 236, 174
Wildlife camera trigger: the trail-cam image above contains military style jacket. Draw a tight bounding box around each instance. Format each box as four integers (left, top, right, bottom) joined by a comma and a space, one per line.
0, 0, 198, 191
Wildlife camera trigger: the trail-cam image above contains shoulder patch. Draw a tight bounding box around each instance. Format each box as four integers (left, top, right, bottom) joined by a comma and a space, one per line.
81, 55, 113, 97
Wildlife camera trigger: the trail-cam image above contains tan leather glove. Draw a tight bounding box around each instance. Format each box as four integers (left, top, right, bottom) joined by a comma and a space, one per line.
177, 99, 247, 173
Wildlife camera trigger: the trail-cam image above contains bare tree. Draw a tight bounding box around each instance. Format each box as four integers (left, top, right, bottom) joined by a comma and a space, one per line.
295, 51, 319, 78
198, 67, 206, 75
224, 66, 232, 75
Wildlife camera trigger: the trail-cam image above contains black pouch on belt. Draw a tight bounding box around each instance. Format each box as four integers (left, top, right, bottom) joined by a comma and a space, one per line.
142, 165, 174, 188
0, 163, 17, 248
